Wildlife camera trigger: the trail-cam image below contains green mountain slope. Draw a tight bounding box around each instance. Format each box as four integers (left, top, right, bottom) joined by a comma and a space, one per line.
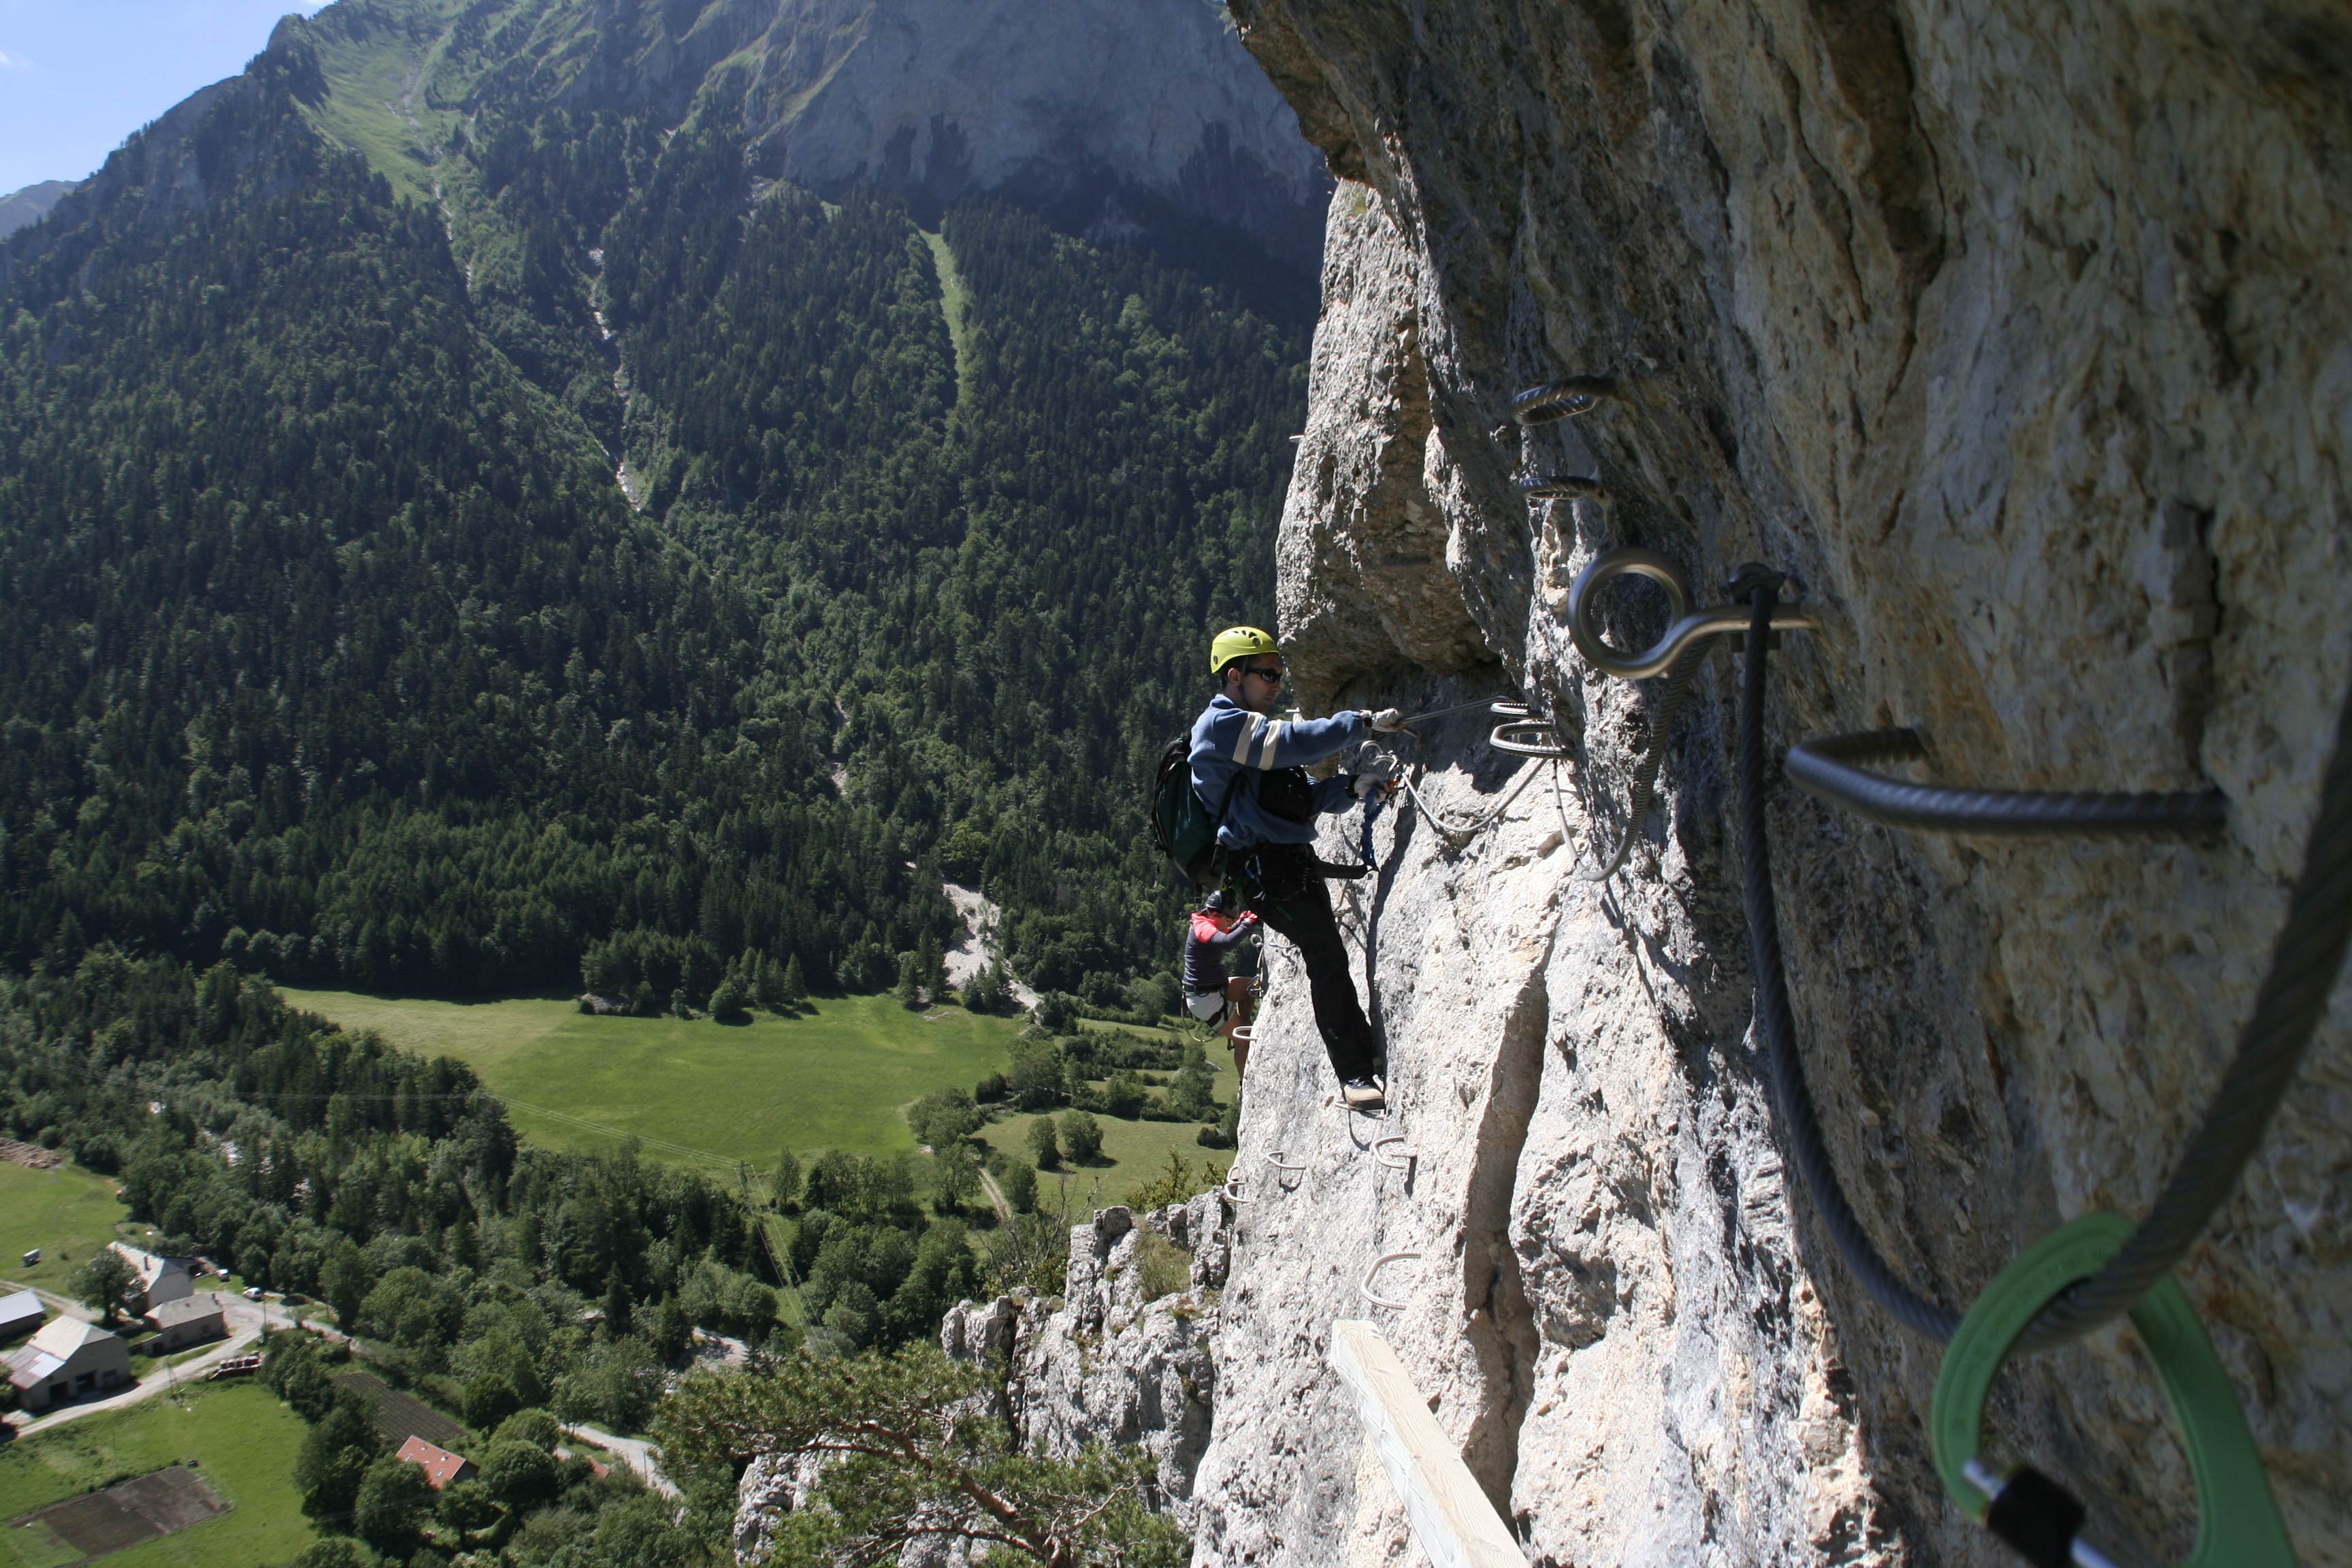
0, 5, 1308, 1007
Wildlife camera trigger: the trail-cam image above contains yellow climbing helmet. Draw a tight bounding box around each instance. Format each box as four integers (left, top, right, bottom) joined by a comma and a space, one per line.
1209, 625, 1279, 674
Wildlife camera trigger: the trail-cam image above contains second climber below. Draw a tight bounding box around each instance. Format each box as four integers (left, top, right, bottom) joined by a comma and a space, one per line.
1190, 626, 1404, 1110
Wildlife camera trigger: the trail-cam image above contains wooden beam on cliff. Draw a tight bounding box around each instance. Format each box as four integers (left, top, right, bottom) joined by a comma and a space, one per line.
1328, 1320, 1526, 1568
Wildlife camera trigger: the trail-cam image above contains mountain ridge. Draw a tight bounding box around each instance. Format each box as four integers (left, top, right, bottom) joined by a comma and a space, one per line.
0, 180, 82, 241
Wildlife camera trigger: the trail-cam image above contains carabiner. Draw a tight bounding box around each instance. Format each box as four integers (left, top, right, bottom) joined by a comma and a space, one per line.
1931, 1211, 2295, 1568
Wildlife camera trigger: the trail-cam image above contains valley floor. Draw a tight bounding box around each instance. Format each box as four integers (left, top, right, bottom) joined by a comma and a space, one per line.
278, 991, 1233, 1209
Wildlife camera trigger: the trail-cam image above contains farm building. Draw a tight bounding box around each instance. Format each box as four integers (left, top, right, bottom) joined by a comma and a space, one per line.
396, 1437, 477, 1489
107, 1245, 194, 1316
0, 1290, 44, 1343
7, 1318, 131, 1411
142, 1296, 225, 1351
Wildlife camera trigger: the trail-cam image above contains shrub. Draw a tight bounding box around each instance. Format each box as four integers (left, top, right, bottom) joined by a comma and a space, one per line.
1057, 1111, 1102, 1163
1132, 1231, 1191, 1301
480, 1438, 561, 1509
1004, 1034, 1068, 1110
493, 1407, 562, 1451
1026, 1117, 1061, 1171
1127, 1150, 1224, 1212
551, 1335, 665, 1432
906, 1087, 981, 1148
708, 975, 751, 1024
462, 1372, 521, 1433
353, 1451, 435, 1556
438, 1477, 502, 1533
1098, 1073, 1147, 1121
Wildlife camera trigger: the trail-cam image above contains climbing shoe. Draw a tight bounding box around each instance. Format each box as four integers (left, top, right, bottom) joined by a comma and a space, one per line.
1341, 1077, 1386, 1111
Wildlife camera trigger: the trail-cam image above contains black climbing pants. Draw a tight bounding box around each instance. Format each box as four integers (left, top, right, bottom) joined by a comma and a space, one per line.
1239, 843, 1377, 1084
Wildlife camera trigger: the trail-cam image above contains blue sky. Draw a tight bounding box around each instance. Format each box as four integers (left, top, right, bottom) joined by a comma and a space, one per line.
0, 1, 328, 195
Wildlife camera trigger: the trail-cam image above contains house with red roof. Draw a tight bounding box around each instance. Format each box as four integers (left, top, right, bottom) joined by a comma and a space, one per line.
395, 1435, 477, 1489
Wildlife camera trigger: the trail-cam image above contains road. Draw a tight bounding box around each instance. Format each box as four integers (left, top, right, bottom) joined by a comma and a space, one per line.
5, 1291, 278, 1437
564, 1422, 678, 1497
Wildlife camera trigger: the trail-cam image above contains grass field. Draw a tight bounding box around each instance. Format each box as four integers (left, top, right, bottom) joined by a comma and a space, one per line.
0, 1162, 137, 1307
0, 1383, 314, 1568
280, 990, 1025, 1169
1000, 1112, 1235, 1215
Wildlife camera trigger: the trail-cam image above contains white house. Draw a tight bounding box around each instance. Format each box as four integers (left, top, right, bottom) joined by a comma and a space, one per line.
0, 1291, 43, 1343
108, 1244, 194, 1316
6, 1318, 131, 1411
144, 1295, 225, 1352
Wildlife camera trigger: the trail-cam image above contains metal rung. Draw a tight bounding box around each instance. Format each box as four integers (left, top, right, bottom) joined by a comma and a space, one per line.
1263, 1149, 1306, 1173
1490, 723, 1573, 757
1490, 701, 1533, 718
1360, 1250, 1424, 1309
1228, 1025, 1253, 1043
1372, 1134, 1416, 1171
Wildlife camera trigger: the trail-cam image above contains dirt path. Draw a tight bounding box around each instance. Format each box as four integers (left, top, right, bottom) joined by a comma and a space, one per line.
564, 1422, 677, 1497
975, 1167, 1015, 1224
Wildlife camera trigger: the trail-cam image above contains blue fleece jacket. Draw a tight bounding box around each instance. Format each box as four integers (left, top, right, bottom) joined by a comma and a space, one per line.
1188, 693, 1367, 849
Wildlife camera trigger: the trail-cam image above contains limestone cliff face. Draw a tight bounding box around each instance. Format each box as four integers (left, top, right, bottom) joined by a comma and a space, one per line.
1194, 3, 2352, 1565
550, 0, 1332, 267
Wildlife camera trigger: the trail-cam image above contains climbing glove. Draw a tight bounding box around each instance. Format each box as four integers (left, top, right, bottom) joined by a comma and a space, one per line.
1348, 745, 1401, 799
1366, 708, 1408, 732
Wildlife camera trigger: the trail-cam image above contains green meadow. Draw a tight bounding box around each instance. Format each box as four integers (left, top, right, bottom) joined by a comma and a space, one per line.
0, 1161, 139, 1303
279, 990, 1025, 1169
280, 990, 1233, 1208
0, 1383, 314, 1568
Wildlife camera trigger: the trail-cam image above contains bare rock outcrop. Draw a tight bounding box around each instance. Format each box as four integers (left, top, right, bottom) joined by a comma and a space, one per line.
939, 1200, 1236, 1530
536, 0, 1333, 268
1194, 3, 2352, 1565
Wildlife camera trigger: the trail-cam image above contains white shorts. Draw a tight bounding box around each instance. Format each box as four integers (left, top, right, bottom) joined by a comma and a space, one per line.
1185, 990, 1228, 1024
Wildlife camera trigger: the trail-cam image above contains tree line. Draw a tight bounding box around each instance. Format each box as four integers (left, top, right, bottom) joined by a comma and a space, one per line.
0, 20, 1306, 1015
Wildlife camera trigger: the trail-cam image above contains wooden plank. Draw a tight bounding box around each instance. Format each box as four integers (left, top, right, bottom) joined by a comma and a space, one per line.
1328, 1319, 1525, 1568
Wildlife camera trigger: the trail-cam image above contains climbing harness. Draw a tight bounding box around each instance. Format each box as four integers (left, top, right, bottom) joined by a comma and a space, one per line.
1358, 1250, 1423, 1309
1931, 1212, 2295, 1568
1565, 540, 2352, 1563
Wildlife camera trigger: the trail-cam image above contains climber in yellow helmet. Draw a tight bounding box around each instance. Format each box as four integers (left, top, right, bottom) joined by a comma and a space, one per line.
1190, 626, 1405, 1109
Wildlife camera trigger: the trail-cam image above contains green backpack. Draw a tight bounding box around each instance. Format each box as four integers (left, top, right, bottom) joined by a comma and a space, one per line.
1150, 738, 1239, 885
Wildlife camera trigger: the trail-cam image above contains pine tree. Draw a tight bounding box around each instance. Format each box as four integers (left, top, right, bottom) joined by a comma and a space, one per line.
1027, 1117, 1062, 1171
917, 934, 946, 1004
781, 953, 808, 1011
895, 953, 922, 1011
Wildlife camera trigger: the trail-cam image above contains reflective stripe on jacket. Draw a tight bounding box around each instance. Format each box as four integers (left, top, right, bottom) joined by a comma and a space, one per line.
1188, 694, 1365, 849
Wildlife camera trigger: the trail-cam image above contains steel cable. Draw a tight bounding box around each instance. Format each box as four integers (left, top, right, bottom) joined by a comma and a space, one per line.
1735, 576, 2352, 1351
2012, 676, 2352, 1352
1786, 728, 2225, 838
1735, 576, 1964, 1341
1401, 756, 1544, 839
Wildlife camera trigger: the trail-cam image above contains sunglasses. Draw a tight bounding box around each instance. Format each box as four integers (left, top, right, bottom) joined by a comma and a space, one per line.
1242, 666, 1284, 684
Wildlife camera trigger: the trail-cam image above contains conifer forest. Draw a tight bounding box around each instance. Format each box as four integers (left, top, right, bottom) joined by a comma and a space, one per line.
0, 5, 1307, 1009
0, 0, 1313, 1561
